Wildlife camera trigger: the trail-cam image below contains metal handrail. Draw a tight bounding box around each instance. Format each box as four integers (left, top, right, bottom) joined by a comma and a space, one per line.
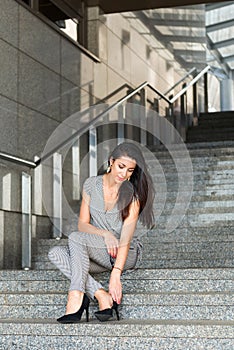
38, 66, 211, 163
37, 81, 152, 165
0, 151, 37, 168
163, 67, 197, 97
170, 65, 210, 104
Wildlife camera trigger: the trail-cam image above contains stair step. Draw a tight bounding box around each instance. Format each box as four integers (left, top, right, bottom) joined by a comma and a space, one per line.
35, 241, 234, 256
1, 269, 233, 293
199, 111, 234, 118
29, 259, 218, 270
1, 292, 233, 321
139, 259, 234, 269
0, 319, 233, 350
148, 148, 234, 160
36, 246, 234, 262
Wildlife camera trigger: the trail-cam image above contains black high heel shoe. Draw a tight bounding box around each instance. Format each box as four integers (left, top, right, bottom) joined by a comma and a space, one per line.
57, 293, 90, 324
94, 301, 120, 322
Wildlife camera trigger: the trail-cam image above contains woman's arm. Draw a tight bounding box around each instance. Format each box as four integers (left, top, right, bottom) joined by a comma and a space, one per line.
109, 200, 140, 304
78, 194, 119, 257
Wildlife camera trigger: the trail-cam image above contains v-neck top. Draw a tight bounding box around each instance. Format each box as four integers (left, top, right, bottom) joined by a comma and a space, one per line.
83, 175, 123, 238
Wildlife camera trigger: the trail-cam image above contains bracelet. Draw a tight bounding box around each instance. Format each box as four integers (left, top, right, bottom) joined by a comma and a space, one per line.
112, 266, 122, 273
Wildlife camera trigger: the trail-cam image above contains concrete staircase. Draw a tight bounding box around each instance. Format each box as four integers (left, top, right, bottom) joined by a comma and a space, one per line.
1, 143, 234, 349
186, 111, 234, 143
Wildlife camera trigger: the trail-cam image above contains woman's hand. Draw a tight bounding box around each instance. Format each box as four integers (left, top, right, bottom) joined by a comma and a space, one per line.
109, 269, 122, 304
103, 231, 119, 258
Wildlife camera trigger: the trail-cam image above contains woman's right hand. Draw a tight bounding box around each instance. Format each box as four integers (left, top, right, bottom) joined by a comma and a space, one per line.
103, 231, 119, 258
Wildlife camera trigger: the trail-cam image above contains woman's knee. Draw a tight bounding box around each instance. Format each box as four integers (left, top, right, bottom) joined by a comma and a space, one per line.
48, 246, 60, 262
69, 231, 84, 245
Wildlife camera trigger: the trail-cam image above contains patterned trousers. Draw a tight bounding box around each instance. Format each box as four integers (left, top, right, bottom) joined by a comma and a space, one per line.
48, 231, 139, 299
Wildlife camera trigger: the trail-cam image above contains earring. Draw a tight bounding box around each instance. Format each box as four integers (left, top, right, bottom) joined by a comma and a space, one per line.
106, 166, 111, 173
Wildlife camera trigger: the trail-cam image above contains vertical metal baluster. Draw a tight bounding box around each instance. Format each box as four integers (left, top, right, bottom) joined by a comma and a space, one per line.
72, 139, 80, 201
89, 126, 97, 177
140, 89, 147, 145
118, 104, 125, 144
53, 153, 62, 239
22, 172, 32, 270
204, 72, 208, 113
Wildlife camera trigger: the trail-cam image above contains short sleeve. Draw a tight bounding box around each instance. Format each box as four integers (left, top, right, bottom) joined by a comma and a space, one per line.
82, 177, 92, 197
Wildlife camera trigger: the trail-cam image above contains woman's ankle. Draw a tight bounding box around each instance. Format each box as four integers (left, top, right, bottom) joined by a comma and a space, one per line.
94, 289, 113, 311
66, 290, 84, 314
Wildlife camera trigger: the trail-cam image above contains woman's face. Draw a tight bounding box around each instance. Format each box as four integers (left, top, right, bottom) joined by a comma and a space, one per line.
110, 156, 136, 183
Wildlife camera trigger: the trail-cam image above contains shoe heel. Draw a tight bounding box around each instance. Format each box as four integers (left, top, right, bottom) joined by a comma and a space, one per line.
115, 308, 120, 321
113, 302, 120, 321
86, 307, 89, 322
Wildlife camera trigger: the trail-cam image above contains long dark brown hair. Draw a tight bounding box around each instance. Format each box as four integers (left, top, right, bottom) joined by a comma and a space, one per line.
108, 142, 155, 229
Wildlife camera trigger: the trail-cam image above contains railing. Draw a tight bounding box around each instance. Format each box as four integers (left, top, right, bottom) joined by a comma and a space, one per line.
162, 67, 197, 98
0, 65, 211, 269
38, 65, 210, 166
0, 153, 36, 270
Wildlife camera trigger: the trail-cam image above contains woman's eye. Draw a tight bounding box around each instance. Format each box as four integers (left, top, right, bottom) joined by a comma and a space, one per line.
119, 165, 124, 169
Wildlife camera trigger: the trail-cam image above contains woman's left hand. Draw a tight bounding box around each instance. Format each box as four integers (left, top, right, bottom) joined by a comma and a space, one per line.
109, 270, 122, 304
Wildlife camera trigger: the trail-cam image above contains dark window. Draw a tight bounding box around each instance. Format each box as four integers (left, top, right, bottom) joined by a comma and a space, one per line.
39, 0, 80, 41
21, 0, 30, 5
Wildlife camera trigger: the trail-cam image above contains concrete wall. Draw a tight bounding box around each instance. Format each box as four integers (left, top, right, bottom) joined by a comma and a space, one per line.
0, 0, 205, 268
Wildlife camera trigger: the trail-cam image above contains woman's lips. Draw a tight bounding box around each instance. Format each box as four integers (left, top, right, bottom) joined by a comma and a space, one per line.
116, 176, 125, 181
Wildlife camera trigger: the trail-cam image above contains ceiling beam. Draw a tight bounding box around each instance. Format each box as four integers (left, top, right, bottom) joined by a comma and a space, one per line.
162, 35, 206, 43
211, 38, 234, 50
206, 18, 234, 33
223, 55, 234, 63
149, 18, 203, 27
174, 49, 205, 58
206, 35, 231, 76
206, 1, 233, 11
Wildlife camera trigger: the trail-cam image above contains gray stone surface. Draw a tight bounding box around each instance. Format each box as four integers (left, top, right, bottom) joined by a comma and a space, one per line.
0, 0, 18, 47
17, 105, 59, 159
61, 38, 81, 86
1, 270, 234, 294
18, 53, 60, 121
19, 5, 60, 74
61, 78, 81, 121
0, 39, 18, 101
0, 95, 18, 155
0, 321, 234, 349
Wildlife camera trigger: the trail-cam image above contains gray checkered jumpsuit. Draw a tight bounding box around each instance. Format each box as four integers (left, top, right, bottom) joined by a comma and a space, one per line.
48, 175, 142, 299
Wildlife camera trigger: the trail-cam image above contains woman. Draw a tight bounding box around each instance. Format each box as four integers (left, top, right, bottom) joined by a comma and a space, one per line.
48, 142, 155, 323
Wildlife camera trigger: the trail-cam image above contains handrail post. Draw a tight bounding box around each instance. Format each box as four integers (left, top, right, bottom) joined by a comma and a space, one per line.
204, 72, 208, 113
154, 98, 159, 114
168, 94, 174, 126
118, 104, 125, 144
147, 98, 160, 146
193, 81, 198, 125
22, 172, 32, 270
72, 140, 80, 201
53, 153, 63, 239
180, 83, 187, 140
89, 126, 97, 177
140, 88, 147, 145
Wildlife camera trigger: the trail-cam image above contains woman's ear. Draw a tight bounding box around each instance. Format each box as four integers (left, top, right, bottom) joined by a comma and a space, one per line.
109, 157, 114, 166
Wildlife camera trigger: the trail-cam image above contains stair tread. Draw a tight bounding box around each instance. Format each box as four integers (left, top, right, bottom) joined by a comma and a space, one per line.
0, 318, 233, 338
1, 268, 234, 283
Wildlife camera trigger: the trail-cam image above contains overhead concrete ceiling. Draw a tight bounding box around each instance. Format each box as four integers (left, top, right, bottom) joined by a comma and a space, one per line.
85, 0, 222, 14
